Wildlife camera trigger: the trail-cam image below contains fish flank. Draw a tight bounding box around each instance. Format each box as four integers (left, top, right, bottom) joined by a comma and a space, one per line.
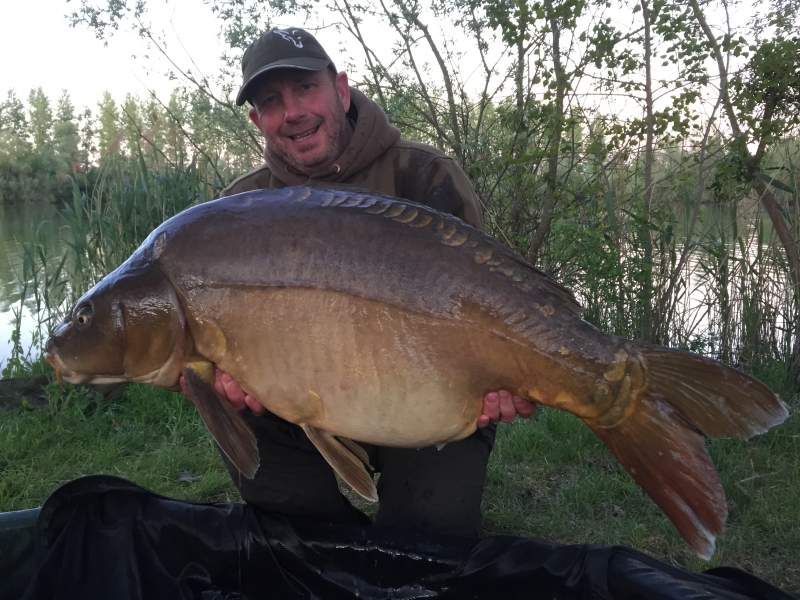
350, 192, 581, 312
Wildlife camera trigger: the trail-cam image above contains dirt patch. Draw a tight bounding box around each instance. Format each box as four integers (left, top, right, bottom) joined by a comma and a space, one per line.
0, 376, 129, 411
0, 376, 50, 411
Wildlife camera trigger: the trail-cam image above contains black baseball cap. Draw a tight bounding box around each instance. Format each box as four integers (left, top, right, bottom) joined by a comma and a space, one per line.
236, 27, 336, 106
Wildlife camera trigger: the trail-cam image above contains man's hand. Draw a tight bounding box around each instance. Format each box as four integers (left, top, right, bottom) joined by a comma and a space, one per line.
181, 370, 534, 424
477, 391, 536, 428
179, 368, 266, 415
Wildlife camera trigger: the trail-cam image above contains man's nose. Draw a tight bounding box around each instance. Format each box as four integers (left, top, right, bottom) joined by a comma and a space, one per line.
283, 94, 306, 121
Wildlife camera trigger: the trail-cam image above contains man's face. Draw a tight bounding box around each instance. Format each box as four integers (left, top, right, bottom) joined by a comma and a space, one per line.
248, 68, 352, 173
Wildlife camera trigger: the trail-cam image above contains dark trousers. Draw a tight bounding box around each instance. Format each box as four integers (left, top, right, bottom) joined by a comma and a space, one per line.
219, 410, 496, 537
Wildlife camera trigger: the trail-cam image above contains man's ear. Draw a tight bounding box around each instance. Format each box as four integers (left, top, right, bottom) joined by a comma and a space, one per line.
335, 72, 350, 112
248, 107, 262, 131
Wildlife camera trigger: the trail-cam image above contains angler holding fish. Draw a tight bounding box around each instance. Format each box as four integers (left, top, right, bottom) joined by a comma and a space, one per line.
45, 28, 788, 561
195, 27, 536, 537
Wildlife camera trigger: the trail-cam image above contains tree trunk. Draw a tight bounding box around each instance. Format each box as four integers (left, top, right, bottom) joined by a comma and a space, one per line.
529, 0, 565, 266
640, 0, 655, 343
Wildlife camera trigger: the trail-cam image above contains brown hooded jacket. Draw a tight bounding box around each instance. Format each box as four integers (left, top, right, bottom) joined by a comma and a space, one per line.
221, 88, 484, 229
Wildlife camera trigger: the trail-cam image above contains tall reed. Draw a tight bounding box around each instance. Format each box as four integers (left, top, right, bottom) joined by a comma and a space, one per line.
62, 147, 218, 298
2, 147, 217, 374
541, 148, 798, 395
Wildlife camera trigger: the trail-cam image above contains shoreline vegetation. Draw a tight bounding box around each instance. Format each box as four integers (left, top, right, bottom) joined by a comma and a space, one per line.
1, 0, 799, 591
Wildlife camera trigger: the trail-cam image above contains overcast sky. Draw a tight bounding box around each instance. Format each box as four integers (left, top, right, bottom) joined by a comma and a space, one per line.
0, 0, 233, 110
1, 0, 749, 130
0, 0, 372, 114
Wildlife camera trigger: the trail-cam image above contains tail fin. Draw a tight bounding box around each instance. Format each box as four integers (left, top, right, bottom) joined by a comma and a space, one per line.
589, 393, 726, 560
633, 342, 789, 439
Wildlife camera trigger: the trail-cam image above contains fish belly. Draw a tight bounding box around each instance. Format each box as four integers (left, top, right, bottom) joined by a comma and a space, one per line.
192, 287, 532, 448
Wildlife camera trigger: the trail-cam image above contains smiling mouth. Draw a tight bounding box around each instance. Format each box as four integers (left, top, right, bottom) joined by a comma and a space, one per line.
289, 126, 319, 142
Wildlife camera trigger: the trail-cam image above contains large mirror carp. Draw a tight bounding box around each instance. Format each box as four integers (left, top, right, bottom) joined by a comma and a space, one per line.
46, 186, 788, 559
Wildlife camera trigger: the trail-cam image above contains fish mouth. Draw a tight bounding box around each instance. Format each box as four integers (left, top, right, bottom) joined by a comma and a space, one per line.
44, 349, 91, 386
44, 345, 66, 387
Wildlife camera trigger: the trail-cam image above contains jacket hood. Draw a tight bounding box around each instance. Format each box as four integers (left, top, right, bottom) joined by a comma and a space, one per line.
263, 88, 401, 185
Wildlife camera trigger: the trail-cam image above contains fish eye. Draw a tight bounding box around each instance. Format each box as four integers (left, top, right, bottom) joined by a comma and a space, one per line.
75, 305, 93, 329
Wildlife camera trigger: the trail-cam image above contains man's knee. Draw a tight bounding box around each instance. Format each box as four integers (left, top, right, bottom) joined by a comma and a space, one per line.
372, 426, 495, 537
219, 410, 369, 526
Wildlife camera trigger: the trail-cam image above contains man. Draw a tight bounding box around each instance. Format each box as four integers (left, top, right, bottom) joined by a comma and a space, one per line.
182, 27, 535, 537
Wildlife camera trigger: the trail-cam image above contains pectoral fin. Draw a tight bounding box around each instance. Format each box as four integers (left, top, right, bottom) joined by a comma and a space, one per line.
183, 363, 260, 479
302, 424, 378, 502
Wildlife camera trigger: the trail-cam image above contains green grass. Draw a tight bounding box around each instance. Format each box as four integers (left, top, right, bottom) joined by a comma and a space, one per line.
0, 378, 239, 512
483, 405, 800, 593
1, 368, 798, 593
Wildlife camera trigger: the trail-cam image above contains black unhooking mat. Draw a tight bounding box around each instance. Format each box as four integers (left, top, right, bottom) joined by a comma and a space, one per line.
10, 475, 797, 600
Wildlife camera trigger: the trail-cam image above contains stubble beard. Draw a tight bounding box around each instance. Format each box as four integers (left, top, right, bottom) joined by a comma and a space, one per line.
275, 98, 353, 175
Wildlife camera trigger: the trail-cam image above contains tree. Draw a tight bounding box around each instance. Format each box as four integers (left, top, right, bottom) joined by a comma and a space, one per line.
28, 87, 53, 148
53, 91, 82, 175
0, 90, 29, 138
60, 0, 800, 363
96, 91, 121, 158
689, 1, 800, 300
121, 93, 143, 158
79, 107, 97, 165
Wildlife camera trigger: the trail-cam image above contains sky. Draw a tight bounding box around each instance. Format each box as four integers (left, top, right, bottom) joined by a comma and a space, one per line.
0, 0, 655, 119
0, 0, 376, 113
0, 0, 755, 136
0, 0, 233, 111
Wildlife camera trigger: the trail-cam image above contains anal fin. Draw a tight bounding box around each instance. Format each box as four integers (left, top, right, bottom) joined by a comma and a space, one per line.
183, 364, 260, 479
335, 436, 373, 471
303, 424, 378, 502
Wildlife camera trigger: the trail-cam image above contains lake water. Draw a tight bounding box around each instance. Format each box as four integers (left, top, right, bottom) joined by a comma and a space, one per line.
0, 203, 67, 370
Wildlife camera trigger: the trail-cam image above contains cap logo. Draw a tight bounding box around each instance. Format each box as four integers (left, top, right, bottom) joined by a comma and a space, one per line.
273, 28, 304, 48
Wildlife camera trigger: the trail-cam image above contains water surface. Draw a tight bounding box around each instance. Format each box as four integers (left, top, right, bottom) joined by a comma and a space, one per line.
0, 203, 66, 370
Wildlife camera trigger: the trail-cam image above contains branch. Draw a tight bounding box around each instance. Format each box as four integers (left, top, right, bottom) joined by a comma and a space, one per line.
687, 0, 741, 138
408, 12, 463, 160
334, 0, 388, 107
377, 0, 451, 148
